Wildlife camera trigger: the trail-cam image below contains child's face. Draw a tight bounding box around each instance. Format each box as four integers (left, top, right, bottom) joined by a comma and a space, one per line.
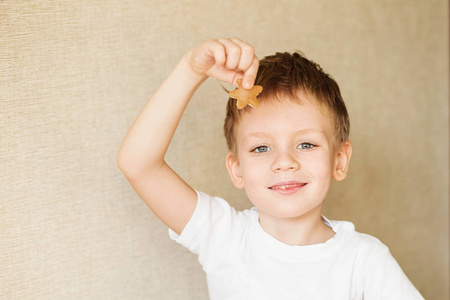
226, 95, 351, 221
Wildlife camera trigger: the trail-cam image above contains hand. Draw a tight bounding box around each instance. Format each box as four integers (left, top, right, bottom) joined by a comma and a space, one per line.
185, 38, 259, 89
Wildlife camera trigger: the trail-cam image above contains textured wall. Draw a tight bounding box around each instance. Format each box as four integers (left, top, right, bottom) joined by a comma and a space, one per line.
1, 1, 448, 299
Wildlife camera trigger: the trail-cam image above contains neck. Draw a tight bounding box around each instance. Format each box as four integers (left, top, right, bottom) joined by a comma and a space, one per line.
258, 206, 335, 246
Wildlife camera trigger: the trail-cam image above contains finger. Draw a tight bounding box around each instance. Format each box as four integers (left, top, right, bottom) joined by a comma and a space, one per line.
206, 64, 242, 85
229, 38, 255, 71
217, 38, 242, 70
191, 40, 226, 74
208, 40, 226, 69
242, 55, 259, 89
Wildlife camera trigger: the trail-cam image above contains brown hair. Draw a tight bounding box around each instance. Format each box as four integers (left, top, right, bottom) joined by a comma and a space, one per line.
224, 51, 350, 153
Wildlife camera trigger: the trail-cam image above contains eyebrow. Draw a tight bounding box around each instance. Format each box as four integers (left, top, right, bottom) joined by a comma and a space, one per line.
242, 129, 326, 144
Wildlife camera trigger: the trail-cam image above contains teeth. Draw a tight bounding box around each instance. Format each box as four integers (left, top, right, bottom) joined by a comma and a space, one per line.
270, 183, 305, 190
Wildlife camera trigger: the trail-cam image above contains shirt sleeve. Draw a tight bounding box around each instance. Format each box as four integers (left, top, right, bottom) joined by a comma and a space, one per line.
363, 246, 424, 299
168, 191, 248, 271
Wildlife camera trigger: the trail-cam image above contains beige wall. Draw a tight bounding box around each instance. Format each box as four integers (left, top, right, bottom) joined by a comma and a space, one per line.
1, 1, 448, 299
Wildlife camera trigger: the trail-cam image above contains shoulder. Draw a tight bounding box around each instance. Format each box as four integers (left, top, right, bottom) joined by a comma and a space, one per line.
327, 219, 390, 260
328, 219, 412, 279
170, 191, 257, 270
329, 219, 387, 247
170, 190, 255, 251
195, 190, 256, 221
327, 220, 424, 299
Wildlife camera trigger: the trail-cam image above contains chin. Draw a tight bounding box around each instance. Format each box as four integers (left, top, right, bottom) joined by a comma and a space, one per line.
273, 209, 316, 220
259, 198, 325, 220
256, 202, 312, 218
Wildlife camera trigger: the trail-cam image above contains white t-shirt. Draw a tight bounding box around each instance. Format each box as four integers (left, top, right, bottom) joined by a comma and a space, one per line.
169, 191, 423, 300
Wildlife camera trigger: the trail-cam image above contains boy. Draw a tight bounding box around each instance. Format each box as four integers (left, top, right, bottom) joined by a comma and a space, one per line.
118, 38, 423, 299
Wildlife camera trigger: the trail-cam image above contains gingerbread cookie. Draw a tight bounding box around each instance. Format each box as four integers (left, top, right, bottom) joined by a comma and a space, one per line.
229, 79, 263, 109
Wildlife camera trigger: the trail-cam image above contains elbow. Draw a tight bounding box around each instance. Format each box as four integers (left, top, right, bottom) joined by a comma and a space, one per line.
117, 155, 140, 181
117, 149, 162, 181
117, 148, 137, 179
117, 151, 129, 176
117, 152, 127, 174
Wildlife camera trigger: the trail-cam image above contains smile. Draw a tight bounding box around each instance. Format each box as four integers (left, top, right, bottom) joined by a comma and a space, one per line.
268, 182, 307, 194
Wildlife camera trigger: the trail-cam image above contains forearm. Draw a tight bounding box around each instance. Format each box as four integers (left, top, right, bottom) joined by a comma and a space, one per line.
118, 54, 206, 177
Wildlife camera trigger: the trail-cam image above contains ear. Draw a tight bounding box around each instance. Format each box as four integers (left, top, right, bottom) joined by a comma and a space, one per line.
332, 140, 352, 181
226, 151, 244, 189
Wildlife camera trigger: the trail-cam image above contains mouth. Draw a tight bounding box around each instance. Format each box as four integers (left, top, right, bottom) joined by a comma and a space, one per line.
268, 182, 307, 194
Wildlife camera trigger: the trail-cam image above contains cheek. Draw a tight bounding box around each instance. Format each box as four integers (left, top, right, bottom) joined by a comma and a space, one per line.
240, 160, 263, 182
239, 159, 270, 193
304, 152, 334, 179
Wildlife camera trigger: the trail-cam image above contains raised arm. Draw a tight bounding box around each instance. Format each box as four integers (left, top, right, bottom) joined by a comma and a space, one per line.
117, 38, 259, 235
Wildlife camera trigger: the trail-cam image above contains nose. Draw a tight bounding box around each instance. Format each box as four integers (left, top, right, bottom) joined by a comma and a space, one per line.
271, 150, 301, 172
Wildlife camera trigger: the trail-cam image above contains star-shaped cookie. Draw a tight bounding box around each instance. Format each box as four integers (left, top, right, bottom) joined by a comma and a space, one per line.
229, 79, 263, 109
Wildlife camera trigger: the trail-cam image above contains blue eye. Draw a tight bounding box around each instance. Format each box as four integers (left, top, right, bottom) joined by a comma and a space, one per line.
298, 143, 315, 150
253, 146, 270, 153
